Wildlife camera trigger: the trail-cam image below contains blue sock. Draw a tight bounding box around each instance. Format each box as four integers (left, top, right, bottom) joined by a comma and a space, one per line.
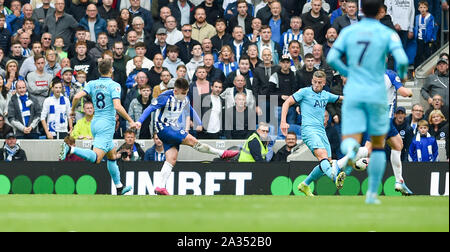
367, 149, 386, 195
72, 147, 97, 163
304, 164, 324, 185
107, 159, 122, 186
340, 138, 359, 159
319, 159, 335, 181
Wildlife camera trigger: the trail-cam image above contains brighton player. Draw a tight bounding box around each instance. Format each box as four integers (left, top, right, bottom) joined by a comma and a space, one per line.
280, 70, 346, 195
134, 78, 239, 195
59, 59, 136, 195
327, 0, 409, 204
356, 70, 414, 195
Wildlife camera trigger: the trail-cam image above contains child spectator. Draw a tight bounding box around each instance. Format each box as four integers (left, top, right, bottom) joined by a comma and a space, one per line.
414, 0, 437, 68
54, 36, 67, 61
408, 120, 439, 162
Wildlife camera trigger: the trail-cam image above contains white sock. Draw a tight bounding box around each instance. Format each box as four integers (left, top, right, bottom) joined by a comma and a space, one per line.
390, 150, 403, 183
355, 147, 369, 160
160, 162, 173, 188
193, 142, 224, 157
337, 156, 349, 169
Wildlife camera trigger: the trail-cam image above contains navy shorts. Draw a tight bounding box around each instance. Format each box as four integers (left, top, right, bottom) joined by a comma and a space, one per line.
157, 126, 189, 152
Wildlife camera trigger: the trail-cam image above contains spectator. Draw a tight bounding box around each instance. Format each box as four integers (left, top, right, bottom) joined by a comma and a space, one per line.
326, 73, 344, 134
149, 6, 171, 41
44, 0, 78, 50
128, 84, 152, 139
213, 44, 238, 77
147, 28, 168, 60
53, 36, 67, 61
5, 0, 24, 34
300, 0, 331, 45
114, 113, 127, 139
413, 0, 437, 68
0, 114, 13, 138
79, 4, 107, 42
168, 0, 195, 28
227, 0, 253, 35
269, 55, 299, 125
210, 18, 232, 53
70, 41, 98, 81
7, 80, 41, 139
301, 0, 330, 14
223, 55, 255, 91
152, 69, 172, 99
131, 16, 151, 44
409, 120, 438, 162
0, 13, 11, 56
224, 92, 256, 139
197, 80, 225, 139
128, 0, 153, 33
247, 44, 262, 71
266, 0, 289, 45
70, 100, 94, 140
425, 94, 449, 120
162, 45, 185, 77
287, 40, 303, 72
19, 41, 42, 78
296, 53, 316, 87
0, 132, 27, 161
238, 121, 269, 162
281, 16, 302, 55
246, 17, 262, 43
125, 56, 150, 91
185, 44, 204, 82
202, 53, 225, 83
201, 38, 217, 62
32, 0, 55, 27
144, 133, 166, 161
40, 80, 72, 139
221, 74, 257, 110
72, 70, 89, 121
256, 25, 282, 65
330, 0, 346, 24
332, 0, 360, 34
105, 19, 122, 49
25, 54, 52, 109
117, 8, 132, 36
223, 0, 254, 21
175, 24, 201, 64
112, 41, 130, 103
6, 40, 25, 69
428, 109, 448, 141
124, 71, 149, 111
406, 103, 425, 135
253, 48, 280, 111
189, 66, 211, 103
271, 131, 298, 161
227, 26, 250, 63
385, 0, 415, 48
299, 26, 316, 58
191, 7, 217, 42
376, 3, 396, 30
44, 49, 61, 78
323, 27, 337, 57
392, 106, 414, 161
198, 0, 224, 26
67, 27, 95, 59
312, 44, 333, 87
116, 129, 145, 161
0, 77, 11, 118
147, 53, 165, 88
124, 30, 138, 58
4, 58, 24, 94
98, 0, 119, 21
126, 42, 154, 76
421, 57, 449, 108
164, 16, 183, 45
70, 0, 95, 22
88, 32, 109, 61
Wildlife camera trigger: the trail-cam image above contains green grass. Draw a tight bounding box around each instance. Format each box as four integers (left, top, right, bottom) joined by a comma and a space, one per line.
0, 195, 448, 232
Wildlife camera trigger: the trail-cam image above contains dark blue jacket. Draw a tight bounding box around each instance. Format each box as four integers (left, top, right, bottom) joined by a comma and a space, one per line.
78, 14, 107, 41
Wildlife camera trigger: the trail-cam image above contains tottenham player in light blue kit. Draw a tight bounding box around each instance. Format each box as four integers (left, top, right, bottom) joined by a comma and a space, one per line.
59, 59, 136, 195
327, 0, 409, 204
280, 71, 345, 196
135, 78, 239, 195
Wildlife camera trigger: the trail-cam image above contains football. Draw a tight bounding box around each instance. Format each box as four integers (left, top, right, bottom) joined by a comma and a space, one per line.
354, 158, 369, 171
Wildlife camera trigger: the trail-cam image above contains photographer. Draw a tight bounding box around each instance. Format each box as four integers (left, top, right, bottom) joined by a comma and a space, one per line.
116, 129, 145, 161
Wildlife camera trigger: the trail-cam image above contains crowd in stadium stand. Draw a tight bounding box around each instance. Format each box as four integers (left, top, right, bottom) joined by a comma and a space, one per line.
0, 0, 448, 162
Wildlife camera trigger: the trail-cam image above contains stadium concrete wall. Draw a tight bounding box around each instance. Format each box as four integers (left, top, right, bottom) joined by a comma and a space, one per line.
0, 162, 448, 196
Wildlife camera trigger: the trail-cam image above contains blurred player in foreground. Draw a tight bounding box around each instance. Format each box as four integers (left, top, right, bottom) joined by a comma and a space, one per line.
327, 0, 409, 204
60, 59, 136, 195
134, 78, 239, 195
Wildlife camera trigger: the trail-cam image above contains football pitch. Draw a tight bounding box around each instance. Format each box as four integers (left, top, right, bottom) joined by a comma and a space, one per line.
0, 195, 448, 232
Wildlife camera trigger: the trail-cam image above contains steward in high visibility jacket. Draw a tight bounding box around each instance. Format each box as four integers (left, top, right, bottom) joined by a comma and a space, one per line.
238, 123, 270, 162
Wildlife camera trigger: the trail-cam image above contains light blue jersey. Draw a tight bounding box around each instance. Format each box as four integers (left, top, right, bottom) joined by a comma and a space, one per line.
327, 18, 408, 104
83, 77, 121, 122
82, 77, 121, 152
293, 86, 340, 129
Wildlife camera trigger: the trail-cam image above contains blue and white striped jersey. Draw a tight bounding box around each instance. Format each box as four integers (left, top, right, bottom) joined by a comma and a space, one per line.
385, 70, 403, 119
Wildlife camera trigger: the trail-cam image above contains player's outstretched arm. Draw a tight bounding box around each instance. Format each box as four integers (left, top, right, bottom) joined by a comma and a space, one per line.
326, 48, 348, 77
71, 91, 87, 117
280, 96, 296, 136
113, 99, 135, 127
398, 86, 413, 98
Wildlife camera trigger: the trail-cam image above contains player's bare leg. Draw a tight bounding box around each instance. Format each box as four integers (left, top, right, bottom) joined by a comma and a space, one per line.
183, 134, 239, 159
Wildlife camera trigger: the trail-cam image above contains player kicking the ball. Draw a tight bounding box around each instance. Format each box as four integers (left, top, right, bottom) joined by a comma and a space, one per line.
280, 70, 354, 196
59, 58, 136, 195
133, 78, 239, 195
